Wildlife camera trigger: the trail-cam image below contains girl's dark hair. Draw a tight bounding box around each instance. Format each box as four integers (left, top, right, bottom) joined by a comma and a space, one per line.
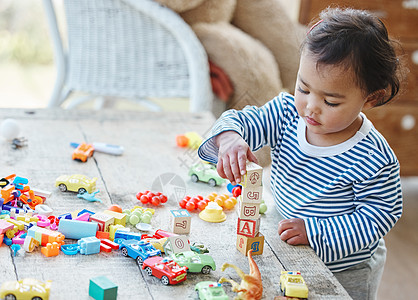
302, 7, 406, 106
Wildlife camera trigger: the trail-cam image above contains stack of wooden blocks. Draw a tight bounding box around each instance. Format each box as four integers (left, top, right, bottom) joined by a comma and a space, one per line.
236, 162, 264, 256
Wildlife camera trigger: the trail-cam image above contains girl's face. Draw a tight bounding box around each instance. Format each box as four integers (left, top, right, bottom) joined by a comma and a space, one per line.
295, 51, 374, 146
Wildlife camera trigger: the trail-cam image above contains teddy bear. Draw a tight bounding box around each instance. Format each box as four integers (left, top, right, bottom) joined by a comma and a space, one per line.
154, 0, 305, 114
155, 0, 305, 166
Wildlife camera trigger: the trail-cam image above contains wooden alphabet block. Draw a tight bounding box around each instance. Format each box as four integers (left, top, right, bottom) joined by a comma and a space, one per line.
240, 185, 263, 203
238, 200, 260, 220
90, 212, 115, 232
237, 218, 260, 238
170, 209, 191, 234
164, 235, 190, 255
242, 162, 263, 187
236, 232, 264, 256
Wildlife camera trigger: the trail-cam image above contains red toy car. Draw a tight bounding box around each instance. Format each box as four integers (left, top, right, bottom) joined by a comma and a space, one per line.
142, 256, 188, 285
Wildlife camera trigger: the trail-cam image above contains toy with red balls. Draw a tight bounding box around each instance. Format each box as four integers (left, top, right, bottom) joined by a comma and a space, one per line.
136, 190, 168, 207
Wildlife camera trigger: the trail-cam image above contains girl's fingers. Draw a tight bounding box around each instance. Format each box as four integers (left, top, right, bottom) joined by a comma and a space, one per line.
247, 149, 258, 164
217, 157, 227, 179
222, 155, 235, 184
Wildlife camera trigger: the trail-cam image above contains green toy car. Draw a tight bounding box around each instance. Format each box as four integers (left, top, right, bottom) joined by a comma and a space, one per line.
195, 281, 228, 300
171, 251, 216, 274
189, 163, 226, 187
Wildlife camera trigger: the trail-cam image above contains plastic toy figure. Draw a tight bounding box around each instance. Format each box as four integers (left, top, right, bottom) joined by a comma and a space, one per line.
195, 281, 229, 300
189, 162, 226, 187
72, 142, 94, 162
219, 249, 262, 300
0, 278, 52, 300
279, 271, 308, 299
120, 239, 161, 265
77, 190, 102, 202
142, 256, 188, 285
55, 174, 97, 194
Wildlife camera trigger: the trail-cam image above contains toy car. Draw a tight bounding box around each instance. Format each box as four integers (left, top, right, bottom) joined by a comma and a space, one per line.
142, 256, 188, 285
72, 143, 94, 162
195, 281, 228, 300
189, 163, 226, 187
0, 278, 52, 300
280, 271, 308, 299
55, 174, 97, 194
170, 250, 216, 274
120, 239, 161, 265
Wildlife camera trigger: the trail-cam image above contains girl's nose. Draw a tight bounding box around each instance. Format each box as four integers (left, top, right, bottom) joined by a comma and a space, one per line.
306, 96, 320, 114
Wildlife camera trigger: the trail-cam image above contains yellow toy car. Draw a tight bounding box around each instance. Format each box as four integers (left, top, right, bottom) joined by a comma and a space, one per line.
141, 237, 168, 253
55, 174, 97, 194
280, 271, 308, 299
0, 278, 52, 300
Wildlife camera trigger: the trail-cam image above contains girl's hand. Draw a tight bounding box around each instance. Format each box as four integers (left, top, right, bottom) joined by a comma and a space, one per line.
215, 131, 258, 185
278, 218, 309, 245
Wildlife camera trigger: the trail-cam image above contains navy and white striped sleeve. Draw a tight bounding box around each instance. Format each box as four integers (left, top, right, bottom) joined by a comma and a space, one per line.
304, 162, 402, 263
198, 93, 293, 163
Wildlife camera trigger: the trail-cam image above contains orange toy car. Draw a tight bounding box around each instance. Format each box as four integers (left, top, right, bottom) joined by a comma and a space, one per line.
72, 143, 94, 162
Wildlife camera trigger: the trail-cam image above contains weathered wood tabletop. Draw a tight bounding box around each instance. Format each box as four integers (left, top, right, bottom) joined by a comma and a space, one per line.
0, 108, 351, 299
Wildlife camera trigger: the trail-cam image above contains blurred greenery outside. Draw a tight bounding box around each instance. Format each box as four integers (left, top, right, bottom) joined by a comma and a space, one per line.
0, 0, 55, 108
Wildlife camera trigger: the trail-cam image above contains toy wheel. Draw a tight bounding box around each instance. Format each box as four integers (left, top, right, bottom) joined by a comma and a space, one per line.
32, 297, 42, 300
145, 267, 153, 276
201, 265, 212, 274
136, 256, 143, 265
5, 295, 16, 300
161, 276, 170, 285
191, 174, 199, 183
208, 179, 216, 187
121, 248, 128, 257
58, 184, 67, 192
78, 188, 87, 194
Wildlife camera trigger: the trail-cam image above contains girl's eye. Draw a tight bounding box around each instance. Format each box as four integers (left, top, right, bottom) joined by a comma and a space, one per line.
297, 86, 309, 94
324, 100, 339, 107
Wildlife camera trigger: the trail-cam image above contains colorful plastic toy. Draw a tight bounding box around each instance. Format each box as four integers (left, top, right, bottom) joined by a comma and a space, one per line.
77, 190, 102, 203
170, 251, 216, 274
140, 237, 168, 253
219, 249, 263, 300
89, 276, 118, 300
55, 174, 97, 194
176, 131, 202, 149
120, 239, 161, 265
72, 142, 94, 162
190, 242, 209, 254
279, 271, 308, 299
142, 256, 188, 285
189, 163, 226, 187
0, 278, 52, 300
136, 191, 168, 206
199, 202, 226, 223
195, 281, 228, 300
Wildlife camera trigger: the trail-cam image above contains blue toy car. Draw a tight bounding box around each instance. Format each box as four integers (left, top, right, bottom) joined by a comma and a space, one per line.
120, 239, 161, 265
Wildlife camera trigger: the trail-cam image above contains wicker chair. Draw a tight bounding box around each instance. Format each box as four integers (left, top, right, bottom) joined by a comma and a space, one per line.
42, 0, 213, 112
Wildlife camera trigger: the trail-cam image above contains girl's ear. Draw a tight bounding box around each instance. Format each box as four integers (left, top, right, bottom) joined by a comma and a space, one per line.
363, 89, 385, 109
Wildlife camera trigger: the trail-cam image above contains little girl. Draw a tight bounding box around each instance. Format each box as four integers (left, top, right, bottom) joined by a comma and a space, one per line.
198, 7, 406, 300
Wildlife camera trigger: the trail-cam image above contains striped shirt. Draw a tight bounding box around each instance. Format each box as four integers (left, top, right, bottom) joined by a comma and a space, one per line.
198, 92, 403, 272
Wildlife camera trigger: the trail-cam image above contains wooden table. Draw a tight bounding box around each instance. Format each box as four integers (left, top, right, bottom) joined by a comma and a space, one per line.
0, 109, 351, 299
